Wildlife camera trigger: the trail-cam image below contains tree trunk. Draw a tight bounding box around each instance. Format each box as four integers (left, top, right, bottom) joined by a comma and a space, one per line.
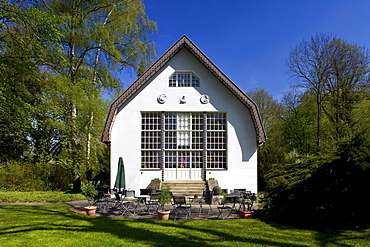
86, 110, 93, 181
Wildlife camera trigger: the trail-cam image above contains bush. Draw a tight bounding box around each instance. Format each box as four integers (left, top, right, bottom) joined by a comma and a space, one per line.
0, 161, 45, 191
266, 135, 370, 229
0, 160, 73, 191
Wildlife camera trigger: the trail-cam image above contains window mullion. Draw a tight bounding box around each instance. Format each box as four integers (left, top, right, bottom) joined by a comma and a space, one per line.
160, 112, 165, 180
203, 112, 207, 178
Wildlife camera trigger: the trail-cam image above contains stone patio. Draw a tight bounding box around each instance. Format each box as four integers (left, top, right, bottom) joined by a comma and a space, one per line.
64, 200, 260, 220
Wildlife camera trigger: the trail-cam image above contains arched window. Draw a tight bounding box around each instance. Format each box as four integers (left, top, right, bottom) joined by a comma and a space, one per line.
169, 72, 200, 87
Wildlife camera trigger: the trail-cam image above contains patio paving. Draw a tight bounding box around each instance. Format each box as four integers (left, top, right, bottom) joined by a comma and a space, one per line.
2, 200, 261, 220
64, 200, 255, 220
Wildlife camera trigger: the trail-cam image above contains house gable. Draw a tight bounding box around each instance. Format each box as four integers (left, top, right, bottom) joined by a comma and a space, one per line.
101, 35, 266, 144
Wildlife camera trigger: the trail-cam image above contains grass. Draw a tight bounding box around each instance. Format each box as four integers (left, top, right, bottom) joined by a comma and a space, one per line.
0, 205, 369, 246
1, 191, 369, 246
0, 191, 85, 203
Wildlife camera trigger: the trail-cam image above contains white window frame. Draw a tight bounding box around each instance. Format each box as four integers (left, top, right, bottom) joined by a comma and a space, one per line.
169, 71, 200, 87
141, 112, 227, 170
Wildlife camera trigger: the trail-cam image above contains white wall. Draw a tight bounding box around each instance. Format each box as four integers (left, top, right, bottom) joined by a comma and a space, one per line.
110, 49, 258, 195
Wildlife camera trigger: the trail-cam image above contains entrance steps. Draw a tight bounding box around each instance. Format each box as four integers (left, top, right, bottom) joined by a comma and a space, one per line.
162, 180, 206, 197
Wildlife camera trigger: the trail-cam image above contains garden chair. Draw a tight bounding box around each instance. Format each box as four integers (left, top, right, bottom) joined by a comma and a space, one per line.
114, 193, 134, 216
217, 196, 237, 219
172, 196, 192, 220
93, 191, 110, 211
146, 192, 160, 214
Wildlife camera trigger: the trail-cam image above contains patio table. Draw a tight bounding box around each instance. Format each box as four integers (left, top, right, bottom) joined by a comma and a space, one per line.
189, 196, 204, 216
134, 195, 151, 214
238, 192, 256, 211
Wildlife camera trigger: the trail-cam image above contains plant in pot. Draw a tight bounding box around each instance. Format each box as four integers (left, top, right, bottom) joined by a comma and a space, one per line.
155, 185, 172, 220
239, 193, 256, 219
81, 181, 98, 216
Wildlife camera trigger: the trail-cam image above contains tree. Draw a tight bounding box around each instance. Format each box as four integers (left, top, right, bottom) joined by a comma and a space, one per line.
0, 0, 63, 162
247, 88, 286, 191
281, 91, 317, 155
287, 33, 370, 153
287, 33, 332, 154
39, 0, 157, 191
323, 38, 370, 141
247, 88, 284, 139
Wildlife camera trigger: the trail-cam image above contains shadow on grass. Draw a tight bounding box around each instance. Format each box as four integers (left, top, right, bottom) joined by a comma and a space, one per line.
1, 205, 368, 246
258, 217, 370, 247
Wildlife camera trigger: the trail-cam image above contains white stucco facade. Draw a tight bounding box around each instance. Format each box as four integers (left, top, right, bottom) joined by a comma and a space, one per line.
103, 36, 265, 195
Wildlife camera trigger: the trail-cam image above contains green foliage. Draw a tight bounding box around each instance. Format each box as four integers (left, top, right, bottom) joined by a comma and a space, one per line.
247, 87, 285, 139
257, 143, 295, 191
155, 185, 172, 210
287, 33, 370, 153
0, 160, 74, 191
265, 156, 331, 193
0, 0, 63, 162
266, 134, 370, 229
0, 191, 85, 203
38, 0, 157, 191
81, 181, 98, 205
281, 93, 317, 155
0, 161, 44, 191
0, 1, 156, 191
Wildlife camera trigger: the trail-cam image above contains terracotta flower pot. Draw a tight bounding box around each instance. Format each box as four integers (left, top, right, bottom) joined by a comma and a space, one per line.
239, 210, 253, 219
84, 206, 97, 216
157, 210, 170, 220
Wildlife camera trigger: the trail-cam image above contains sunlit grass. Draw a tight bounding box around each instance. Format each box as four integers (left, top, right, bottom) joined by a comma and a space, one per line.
0, 205, 369, 246
0, 191, 85, 203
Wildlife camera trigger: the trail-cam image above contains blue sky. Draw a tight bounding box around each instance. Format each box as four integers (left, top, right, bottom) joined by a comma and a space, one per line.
121, 0, 370, 101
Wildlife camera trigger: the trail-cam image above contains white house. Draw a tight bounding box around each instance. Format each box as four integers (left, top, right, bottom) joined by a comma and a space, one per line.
101, 35, 266, 194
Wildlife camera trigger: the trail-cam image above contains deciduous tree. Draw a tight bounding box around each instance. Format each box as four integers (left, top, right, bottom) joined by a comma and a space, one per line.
287, 33, 370, 153
39, 0, 157, 191
287, 33, 332, 154
0, 0, 62, 162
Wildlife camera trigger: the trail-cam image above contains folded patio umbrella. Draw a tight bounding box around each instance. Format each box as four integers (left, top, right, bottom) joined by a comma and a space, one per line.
114, 157, 126, 193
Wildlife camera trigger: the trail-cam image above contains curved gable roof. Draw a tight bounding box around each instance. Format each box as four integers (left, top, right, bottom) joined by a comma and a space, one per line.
101, 35, 266, 144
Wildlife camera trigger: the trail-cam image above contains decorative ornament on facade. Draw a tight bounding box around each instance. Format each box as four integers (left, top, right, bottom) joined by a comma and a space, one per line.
179, 95, 187, 104
200, 94, 210, 104
157, 94, 167, 104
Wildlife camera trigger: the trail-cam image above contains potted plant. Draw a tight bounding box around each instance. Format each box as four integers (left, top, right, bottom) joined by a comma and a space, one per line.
81, 181, 98, 216
239, 193, 256, 219
155, 185, 172, 220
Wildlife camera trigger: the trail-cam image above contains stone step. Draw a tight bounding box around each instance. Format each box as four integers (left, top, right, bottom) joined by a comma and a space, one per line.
162, 181, 206, 197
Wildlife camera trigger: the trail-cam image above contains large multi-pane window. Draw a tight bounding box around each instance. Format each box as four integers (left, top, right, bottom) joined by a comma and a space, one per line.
206, 113, 227, 168
169, 72, 200, 87
141, 113, 161, 169
141, 112, 227, 169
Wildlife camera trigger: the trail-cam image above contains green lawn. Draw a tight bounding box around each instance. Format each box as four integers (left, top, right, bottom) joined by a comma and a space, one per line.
0, 191, 85, 203
1, 205, 369, 246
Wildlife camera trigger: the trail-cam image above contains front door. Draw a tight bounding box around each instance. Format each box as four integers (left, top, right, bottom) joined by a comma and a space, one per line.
164, 151, 203, 180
